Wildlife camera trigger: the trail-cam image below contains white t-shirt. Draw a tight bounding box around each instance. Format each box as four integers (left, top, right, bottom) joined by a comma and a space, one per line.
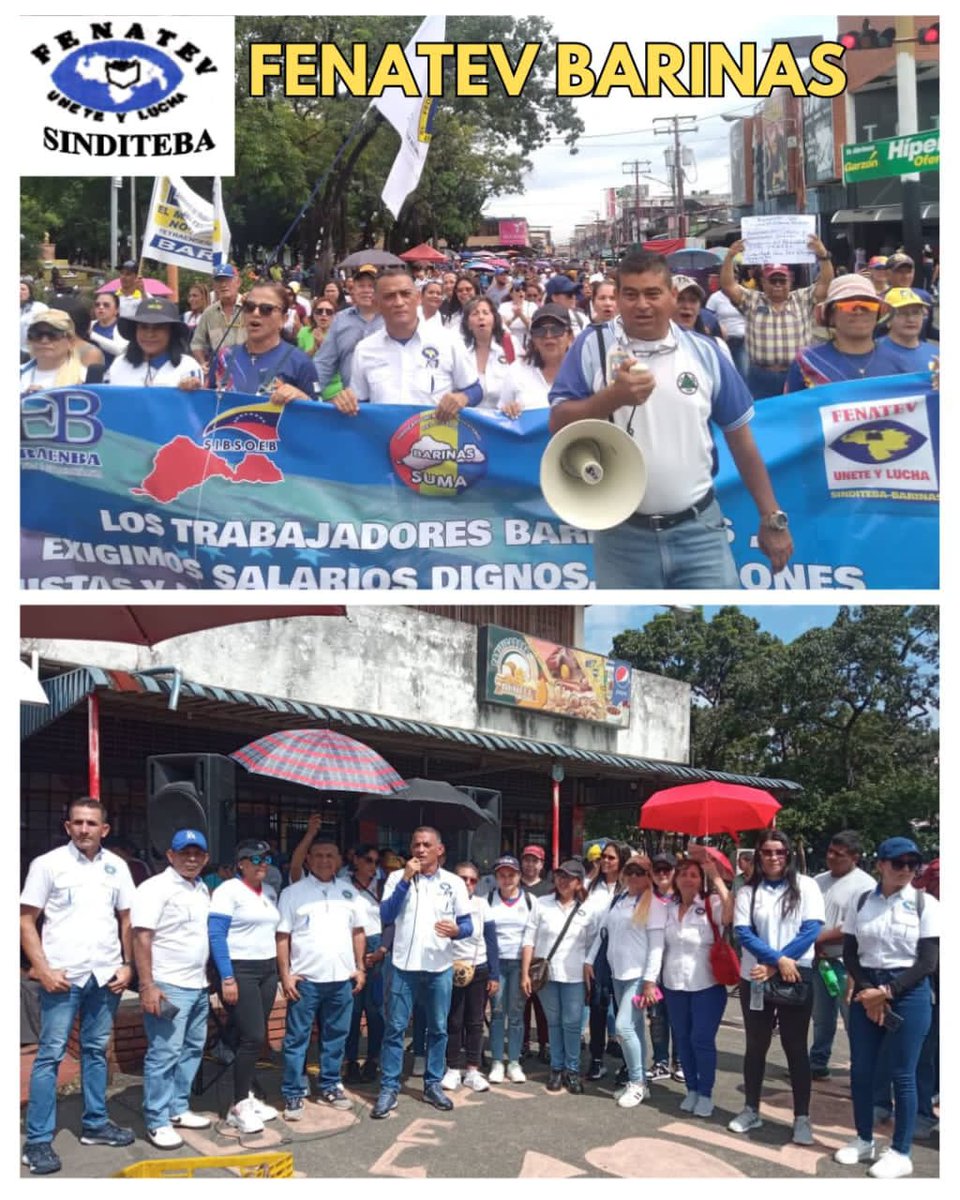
646, 893, 724, 992
498, 360, 552, 412
131, 866, 210, 989
20, 842, 136, 987
588, 891, 653, 982
208, 877, 281, 961
522, 895, 598, 984
382, 867, 472, 973
499, 300, 537, 350
450, 894, 490, 967
276, 875, 364, 983
734, 876, 825, 979
844, 883, 941, 969
465, 341, 512, 410
351, 322, 477, 407
105, 354, 204, 387
815, 866, 877, 960
349, 876, 383, 937
706, 290, 746, 339
486, 888, 538, 960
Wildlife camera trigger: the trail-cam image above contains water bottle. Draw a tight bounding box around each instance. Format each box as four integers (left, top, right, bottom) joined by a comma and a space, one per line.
749, 980, 765, 1011
818, 958, 841, 998
607, 344, 632, 378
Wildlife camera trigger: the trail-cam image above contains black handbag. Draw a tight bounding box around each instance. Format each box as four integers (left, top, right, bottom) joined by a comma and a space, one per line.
750, 886, 813, 1008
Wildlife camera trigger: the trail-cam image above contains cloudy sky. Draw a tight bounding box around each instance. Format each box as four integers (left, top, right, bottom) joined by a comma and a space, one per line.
490, 12, 835, 241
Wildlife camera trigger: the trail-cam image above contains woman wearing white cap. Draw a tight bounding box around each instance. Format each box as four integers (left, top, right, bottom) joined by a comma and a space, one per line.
785, 276, 893, 391
834, 837, 940, 1179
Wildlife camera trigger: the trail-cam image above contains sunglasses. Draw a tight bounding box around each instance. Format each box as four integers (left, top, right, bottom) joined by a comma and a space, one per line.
832, 300, 882, 315
242, 301, 282, 316
460, 875, 479, 884
531, 325, 567, 339
29, 327, 68, 340
759, 849, 787, 858
623, 867, 648, 877
889, 857, 920, 871
243, 854, 273, 866
361, 854, 380, 864
652, 865, 673, 872
314, 307, 335, 316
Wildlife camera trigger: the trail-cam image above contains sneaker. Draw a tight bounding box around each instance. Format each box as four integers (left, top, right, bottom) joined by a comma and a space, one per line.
792, 1115, 814, 1146
546, 1070, 564, 1092
79, 1119, 134, 1147
506, 1060, 526, 1084
170, 1110, 211, 1129
564, 1072, 584, 1095
360, 1059, 379, 1084
227, 1098, 265, 1135
147, 1125, 184, 1150
320, 1086, 352, 1111
834, 1137, 877, 1165
488, 1060, 505, 1084
587, 1058, 606, 1081
21, 1143, 62, 1175
441, 1068, 462, 1091
913, 1115, 938, 1140
617, 1082, 647, 1108
694, 1096, 715, 1119
648, 1062, 671, 1082
463, 1069, 490, 1092
410, 1056, 426, 1077
422, 1083, 454, 1111
283, 1097, 305, 1122
728, 1107, 763, 1134
679, 1090, 699, 1113
370, 1089, 398, 1119
344, 1060, 362, 1085
248, 1093, 278, 1122
671, 1062, 685, 1083
868, 1149, 913, 1180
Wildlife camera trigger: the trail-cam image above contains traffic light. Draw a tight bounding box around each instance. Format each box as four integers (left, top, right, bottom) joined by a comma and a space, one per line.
839, 20, 895, 50
918, 23, 939, 46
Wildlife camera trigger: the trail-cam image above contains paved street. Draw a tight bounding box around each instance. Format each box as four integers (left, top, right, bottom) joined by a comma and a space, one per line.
22, 994, 939, 1179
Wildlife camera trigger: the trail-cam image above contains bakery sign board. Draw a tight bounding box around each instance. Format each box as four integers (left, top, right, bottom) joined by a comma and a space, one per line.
478, 625, 631, 727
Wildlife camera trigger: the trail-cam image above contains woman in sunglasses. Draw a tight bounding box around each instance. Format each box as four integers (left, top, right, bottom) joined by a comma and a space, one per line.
207, 839, 282, 1135
209, 282, 319, 401
20, 309, 90, 394
785, 276, 892, 392
499, 304, 574, 417
834, 837, 940, 1179
730, 829, 824, 1145
583, 840, 630, 1082
298, 299, 336, 356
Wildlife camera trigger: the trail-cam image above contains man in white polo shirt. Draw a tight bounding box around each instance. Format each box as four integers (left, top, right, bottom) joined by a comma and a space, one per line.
131, 828, 212, 1150
371, 826, 473, 1119
548, 249, 794, 589
20, 797, 136, 1175
276, 838, 366, 1120
333, 267, 481, 418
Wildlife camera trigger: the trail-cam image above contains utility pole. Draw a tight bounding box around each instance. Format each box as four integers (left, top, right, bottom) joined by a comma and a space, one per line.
654, 116, 697, 237
622, 158, 651, 245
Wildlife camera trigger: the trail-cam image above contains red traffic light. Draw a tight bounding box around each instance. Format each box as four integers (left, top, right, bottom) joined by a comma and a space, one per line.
918, 23, 940, 46
840, 20, 895, 49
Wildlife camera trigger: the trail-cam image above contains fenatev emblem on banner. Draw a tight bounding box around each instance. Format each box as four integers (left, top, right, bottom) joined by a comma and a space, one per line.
819, 392, 938, 502
20, 16, 234, 174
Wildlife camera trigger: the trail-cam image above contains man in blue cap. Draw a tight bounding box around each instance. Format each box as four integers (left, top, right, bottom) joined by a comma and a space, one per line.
131, 829, 212, 1149
190, 264, 246, 368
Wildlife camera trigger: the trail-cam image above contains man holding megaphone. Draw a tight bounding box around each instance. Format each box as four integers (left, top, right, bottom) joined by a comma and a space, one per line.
546, 250, 793, 589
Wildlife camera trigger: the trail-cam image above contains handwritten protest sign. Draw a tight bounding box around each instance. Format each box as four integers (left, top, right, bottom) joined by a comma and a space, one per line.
741, 214, 816, 264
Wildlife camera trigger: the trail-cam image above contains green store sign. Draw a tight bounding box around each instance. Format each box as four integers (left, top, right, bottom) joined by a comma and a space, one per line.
843, 130, 940, 183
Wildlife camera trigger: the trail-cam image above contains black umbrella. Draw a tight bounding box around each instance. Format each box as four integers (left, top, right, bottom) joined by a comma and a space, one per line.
355, 777, 497, 832
338, 249, 404, 270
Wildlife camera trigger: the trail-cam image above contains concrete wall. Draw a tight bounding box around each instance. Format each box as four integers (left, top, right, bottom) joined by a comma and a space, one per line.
25, 608, 691, 763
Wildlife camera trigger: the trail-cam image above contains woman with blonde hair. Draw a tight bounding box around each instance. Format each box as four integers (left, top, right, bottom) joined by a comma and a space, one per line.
20, 309, 90, 394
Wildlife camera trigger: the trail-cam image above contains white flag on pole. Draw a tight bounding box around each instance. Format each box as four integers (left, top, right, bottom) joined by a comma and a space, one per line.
212, 177, 231, 270
372, 14, 445, 218
140, 176, 231, 273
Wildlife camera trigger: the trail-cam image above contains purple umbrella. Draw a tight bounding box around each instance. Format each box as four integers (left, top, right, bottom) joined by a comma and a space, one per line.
231, 729, 404, 794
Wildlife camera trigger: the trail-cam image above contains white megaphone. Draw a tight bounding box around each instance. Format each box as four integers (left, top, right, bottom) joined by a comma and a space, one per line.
540, 419, 647, 530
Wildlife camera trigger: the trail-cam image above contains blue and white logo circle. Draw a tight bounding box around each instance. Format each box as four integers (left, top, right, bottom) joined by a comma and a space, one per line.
51, 41, 184, 114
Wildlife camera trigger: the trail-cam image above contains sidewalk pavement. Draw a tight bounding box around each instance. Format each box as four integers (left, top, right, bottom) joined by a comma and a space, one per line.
21, 995, 939, 1178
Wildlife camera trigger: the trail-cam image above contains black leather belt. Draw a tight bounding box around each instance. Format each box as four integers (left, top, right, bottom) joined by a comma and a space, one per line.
628, 489, 715, 532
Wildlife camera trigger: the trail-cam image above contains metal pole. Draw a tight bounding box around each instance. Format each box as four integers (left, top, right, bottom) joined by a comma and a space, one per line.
674, 121, 685, 237
895, 16, 923, 265
130, 177, 137, 259
88, 693, 101, 799
110, 177, 120, 269
551, 779, 561, 870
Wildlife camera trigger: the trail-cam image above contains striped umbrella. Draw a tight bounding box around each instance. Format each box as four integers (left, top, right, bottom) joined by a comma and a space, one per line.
230, 729, 404, 794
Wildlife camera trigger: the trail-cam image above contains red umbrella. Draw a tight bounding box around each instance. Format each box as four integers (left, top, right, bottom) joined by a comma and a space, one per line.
640, 782, 781, 838
97, 277, 174, 297
399, 243, 449, 263
230, 729, 404, 795
685, 844, 735, 882
21, 606, 345, 647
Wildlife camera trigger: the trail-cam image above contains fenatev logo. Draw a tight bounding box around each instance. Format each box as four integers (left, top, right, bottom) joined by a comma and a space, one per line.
21, 16, 234, 175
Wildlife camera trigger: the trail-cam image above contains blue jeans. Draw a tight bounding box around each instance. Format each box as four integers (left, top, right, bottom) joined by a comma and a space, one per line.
727, 336, 747, 377
593, 499, 740, 589
916, 991, 939, 1118
540, 980, 584, 1074
746, 363, 789, 400
850, 979, 932, 1155
282, 979, 353, 1097
810, 959, 851, 1072
345, 934, 384, 1062
26, 977, 120, 1144
142, 983, 209, 1130
380, 968, 453, 1091
490, 959, 524, 1063
663, 984, 727, 1099
612, 978, 647, 1084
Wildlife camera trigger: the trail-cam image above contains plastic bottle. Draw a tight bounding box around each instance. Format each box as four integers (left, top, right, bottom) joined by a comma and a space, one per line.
749, 980, 765, 1011
818, 957, 841, 998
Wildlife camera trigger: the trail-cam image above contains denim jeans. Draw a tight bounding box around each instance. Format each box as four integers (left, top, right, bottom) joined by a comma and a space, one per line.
663, 984, 728, 1099
540, 980, 585, 1074
380, 967, 453, 1091
612, 978, 647, 1084
592, 499, 740, 589
727, 336, 747, 378
810, 959, 850, 1072
282, 978, 353, 1097
746, 363, 789, 401
142, 983, 209, 1131
916, 990, 939, 1118
850, 978, 932, 1155
26, 977, 121, 1144
490, 959, 524, 1063
345, 934, 384, 1062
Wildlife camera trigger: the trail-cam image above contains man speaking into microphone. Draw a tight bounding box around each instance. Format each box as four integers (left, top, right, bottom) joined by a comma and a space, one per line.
370, 827, 472, 1119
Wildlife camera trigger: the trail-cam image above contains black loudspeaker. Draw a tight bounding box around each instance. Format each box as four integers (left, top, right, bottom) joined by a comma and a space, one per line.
459, 787, 502, 873
146, 754, 237, 866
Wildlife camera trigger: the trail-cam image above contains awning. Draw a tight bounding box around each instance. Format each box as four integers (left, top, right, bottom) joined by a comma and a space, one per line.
21, 665, 803, 796
832, 203, 940, 224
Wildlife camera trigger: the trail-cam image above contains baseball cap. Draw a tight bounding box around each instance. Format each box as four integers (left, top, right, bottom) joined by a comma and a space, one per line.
672, 273, 705, 299
544, 275, 577, 298
126, 297, 182, 325
213, 263, 237, 278
120, 260, 137, 271
823, 275, 881, 306
867, 255, 889, 270
235, 838, 271, 861
530, 303, 572, 331
650, 850, 677, 868
171, 828, 208, 852
884, 286, 930, 310
762, 263, 790, 278
521, 844, 546, 861
875, 836, 922, 862
353, 264, 380, 280
887, 252, 914, 269
555, 858, 585, 881
27, 309, 75, 336
493, 855, 521, 873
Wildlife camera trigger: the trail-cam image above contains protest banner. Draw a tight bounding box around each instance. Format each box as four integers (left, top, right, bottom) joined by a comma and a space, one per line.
740, 214, 817, 264
20, 377, 937, 592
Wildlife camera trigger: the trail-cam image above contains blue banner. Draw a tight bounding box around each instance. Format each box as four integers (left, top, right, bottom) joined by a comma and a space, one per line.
20, 373, 937, 590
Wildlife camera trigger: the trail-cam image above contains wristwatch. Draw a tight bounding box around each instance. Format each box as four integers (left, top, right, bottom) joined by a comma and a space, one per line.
817, 253, 832, 262
763, 510, 789, 532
